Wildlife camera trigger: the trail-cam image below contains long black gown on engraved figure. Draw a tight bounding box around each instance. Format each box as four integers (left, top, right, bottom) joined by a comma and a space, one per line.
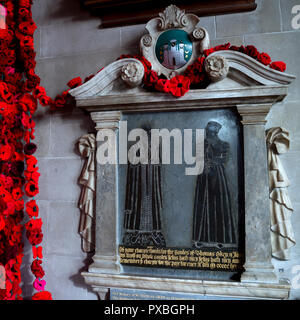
193, 121, 237, 248
123, 130, 166, 248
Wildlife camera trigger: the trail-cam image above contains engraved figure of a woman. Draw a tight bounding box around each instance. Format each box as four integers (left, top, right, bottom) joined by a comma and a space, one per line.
192, 121, 237, 248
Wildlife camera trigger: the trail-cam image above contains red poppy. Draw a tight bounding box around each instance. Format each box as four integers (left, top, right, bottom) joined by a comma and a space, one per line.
143, 70, 159, 87
30, 259, 45, 278
184, 57, 205, 84
155, 79, 170, 93
26, 228, 43, 246
84, 74, 95, 83
26, 200, 39, 218
0, 82, 14, 103
12, 187, 23, 201
270, 61, 286, 72
26, 155, 38, 172
25, 180, 39, 197
19, 7, 31, 18
0, 216, 5, 231
54, 94, 67, 108
258, 52, 271, 66
19, 21, 37, 36
32, 291, 52, 300
32, 86, 46, 99
24, 142, 37, 155
32, 246, 43, 259
203, 47, 215, 57
39, 95, 53, 106
25, 218, 43, 231
19, 93, 37, 114
20, 35, 34, 49
168, 75, 191, 97
67, 77, 82, 89
0, 145, 13, 161
14, 199, 24, 212
245, 45, 259, 59
19, 0, 31, 8
136, 56, 152, 72
24, 170, 40, 183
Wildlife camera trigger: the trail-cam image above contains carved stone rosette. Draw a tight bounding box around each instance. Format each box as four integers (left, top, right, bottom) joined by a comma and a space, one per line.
121, 62, 144, 87
140, 4, 210, 79
204, 55, 229, 82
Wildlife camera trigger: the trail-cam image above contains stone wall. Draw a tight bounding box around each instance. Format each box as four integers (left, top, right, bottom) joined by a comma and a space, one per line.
21, 0, 300, 299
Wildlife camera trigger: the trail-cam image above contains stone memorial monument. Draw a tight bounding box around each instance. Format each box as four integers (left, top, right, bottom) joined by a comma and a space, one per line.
71, 5, 296, 300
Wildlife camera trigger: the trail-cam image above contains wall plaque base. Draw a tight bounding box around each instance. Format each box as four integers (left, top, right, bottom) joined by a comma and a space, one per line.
82, 272, 290, 300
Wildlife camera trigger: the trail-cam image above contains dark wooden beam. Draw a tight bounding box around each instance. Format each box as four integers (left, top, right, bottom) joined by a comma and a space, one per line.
83, 0, 257, 28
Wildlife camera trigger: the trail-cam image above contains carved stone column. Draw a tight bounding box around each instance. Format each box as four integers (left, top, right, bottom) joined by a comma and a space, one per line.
88, 111, 122, 276
237, 104, 278, 284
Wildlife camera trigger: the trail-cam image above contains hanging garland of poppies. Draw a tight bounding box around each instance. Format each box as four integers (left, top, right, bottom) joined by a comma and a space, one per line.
0, 0, 51, 300
0, 0, 287, 301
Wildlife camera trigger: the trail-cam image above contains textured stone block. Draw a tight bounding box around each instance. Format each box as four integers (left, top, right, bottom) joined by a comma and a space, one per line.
47, 202, 85, 258
38, 158, 82, 201
40, 20, 121, 58
280, 0, 300, 32
32, 0, 89, 27
50, 113, 94, 158
43, 255, 97, 300
216, 0, 281, 37
33, 114, 51, 158
245, 32, 300, 101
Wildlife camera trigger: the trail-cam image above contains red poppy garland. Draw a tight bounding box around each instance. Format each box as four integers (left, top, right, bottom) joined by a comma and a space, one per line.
0, 0, 287, 301
0, 0, 51, 300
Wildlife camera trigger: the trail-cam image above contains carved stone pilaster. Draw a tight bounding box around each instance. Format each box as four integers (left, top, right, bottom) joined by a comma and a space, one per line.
87, 111, 122, 278
237, 104, 278, 284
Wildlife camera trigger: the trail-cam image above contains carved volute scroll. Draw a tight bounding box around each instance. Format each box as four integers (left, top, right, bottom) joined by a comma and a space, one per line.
140, 4, 210, 79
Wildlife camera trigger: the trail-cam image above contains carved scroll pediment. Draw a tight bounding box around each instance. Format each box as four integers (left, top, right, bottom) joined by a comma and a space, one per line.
69, 5, 295, 101
205, 51, 296, 88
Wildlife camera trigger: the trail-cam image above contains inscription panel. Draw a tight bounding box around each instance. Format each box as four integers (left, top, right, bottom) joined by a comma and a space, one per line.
118, 108, 245, 277
119, 246, 244, 271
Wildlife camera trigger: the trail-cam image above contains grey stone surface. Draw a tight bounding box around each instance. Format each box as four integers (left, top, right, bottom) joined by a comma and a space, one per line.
245, 31, 300, 101
50, 113, 94, 158
34, 114, 51, 158
47, 202, 85, 258
38, 158, 82, 201
280, 0, 300, 32
40, 20, 121, 58
216, 0, 281, 37
43, 255, 97, 300
32, 0, 91, 27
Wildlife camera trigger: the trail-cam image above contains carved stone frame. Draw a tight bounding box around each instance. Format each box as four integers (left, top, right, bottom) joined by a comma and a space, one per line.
69, 6, 296, 300
140, 5, 209, 78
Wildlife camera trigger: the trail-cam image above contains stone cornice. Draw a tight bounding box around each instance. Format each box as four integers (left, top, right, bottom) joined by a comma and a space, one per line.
75, 85, 288, 113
